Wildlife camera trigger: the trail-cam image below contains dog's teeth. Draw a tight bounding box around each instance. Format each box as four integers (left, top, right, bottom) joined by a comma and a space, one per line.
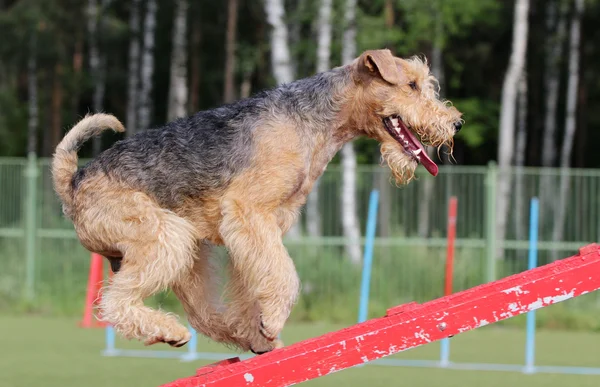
413, 149, 422, 156
399, 134, 405, 139
404, 140, 409, 146
395, 127, 401, 133
391, 118, 399, 126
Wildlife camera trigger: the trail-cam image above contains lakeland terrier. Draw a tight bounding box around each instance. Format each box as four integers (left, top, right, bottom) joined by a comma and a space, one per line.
51, 49, 462, 354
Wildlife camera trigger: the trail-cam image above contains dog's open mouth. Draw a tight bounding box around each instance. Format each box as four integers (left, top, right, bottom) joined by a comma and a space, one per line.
383, 115, 438, 176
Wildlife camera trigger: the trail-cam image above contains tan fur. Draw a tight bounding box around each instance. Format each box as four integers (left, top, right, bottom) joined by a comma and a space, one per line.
52, 49, 461, 353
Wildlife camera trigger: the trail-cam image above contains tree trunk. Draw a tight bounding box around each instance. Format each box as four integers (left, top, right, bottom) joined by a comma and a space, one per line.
223, 0, 238, 104
27, 30, 38, 156
539, 0, 567, 225
541, 0, 567, 168
87, 0, 109, 155
340, 0, 362, 265
264, 0, 293, 85
418, 7, 444, 238
138, 0, 157, 132
264, 0, 300, 238
513, 74, 528, 243
552, 0, 584, 260
50, 62, 63, 157
189, 13, 202, 113
376, 0, 394, 238
70, 30, 84, 118
305, 0, 332, 239
495, 0, 529, 259
167, 0, 189, 121
127, 0, 141, 136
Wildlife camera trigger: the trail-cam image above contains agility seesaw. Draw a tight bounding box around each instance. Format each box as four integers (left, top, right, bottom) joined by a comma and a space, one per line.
160, 243, 600, 387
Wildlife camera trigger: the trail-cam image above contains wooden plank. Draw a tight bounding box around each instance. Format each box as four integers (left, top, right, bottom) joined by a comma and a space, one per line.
161, 244, 600, 387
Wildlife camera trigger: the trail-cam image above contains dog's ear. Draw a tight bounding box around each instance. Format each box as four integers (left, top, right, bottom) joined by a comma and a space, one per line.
359, 49, 401, 85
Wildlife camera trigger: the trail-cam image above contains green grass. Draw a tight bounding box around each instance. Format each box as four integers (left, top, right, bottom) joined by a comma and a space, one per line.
1, 316, 600, 387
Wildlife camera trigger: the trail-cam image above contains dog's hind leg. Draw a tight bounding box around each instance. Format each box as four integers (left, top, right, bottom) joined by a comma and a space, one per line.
171, 243, 242, 349
95, 192, 198, 347
219, 199, 300, 352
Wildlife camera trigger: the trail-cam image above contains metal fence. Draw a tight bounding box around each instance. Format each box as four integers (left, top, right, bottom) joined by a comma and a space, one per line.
0, 156, 599, 323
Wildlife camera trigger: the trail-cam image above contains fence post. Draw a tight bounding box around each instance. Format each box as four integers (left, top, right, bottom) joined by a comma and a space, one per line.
24, 152, 39, 300
485, 161, 497, 283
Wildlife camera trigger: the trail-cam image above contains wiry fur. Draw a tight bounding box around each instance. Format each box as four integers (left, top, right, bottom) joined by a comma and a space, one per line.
51, 49, 462, 354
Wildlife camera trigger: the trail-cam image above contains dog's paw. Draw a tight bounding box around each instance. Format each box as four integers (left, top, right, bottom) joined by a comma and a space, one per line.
258, 313, 288, 341
144, 327, 192, 347
250, 338, 284, 355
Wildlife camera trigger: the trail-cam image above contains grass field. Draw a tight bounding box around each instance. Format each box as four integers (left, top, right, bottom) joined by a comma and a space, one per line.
1, 316, 600, 387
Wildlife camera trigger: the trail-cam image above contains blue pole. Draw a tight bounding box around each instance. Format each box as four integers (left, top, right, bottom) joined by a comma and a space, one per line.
181, 324, 198, 361
440, 337, 450, 367
524, 197, 539, 374
104, 325, 116, 356
358, 190, 379, 323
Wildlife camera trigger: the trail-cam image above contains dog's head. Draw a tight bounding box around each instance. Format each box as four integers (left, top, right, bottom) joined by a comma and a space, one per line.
351, 49, 463, 184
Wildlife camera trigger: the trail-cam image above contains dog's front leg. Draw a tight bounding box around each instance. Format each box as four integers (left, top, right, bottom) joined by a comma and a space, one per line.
219, 199, 300, 353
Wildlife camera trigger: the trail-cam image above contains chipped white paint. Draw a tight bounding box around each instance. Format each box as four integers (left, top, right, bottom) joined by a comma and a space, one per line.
508, 302, 520, 312
361, 356, 369, 363
478, 319, 490, 327
503, 286, 529, 295
543, 291, 575, 304
414, 329, 431, 343
328, 366, 337, 375
526, 291, 575, 312
244, 373, 255, 383
434, 312, 449, 321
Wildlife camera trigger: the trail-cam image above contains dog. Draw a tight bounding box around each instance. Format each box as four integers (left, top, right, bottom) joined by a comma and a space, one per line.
51, 49, 462, 354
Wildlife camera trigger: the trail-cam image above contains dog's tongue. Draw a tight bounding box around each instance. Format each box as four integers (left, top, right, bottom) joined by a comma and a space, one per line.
420, 151, 438, 176
399, 123, 439, 176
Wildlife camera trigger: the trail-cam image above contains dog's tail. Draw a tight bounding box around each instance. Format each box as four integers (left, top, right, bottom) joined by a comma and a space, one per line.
51, 113, 125, 211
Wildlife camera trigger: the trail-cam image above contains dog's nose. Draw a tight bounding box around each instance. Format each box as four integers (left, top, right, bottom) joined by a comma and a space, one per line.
453, 121, 462, 133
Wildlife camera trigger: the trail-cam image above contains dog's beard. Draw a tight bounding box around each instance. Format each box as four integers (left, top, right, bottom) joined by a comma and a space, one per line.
380, 141, 418, 185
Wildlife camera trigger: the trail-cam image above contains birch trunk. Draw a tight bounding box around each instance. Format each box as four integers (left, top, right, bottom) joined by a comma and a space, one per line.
138, 0, 157, 132
376, 0, 394, 238
539, 0, 567, 224
223, 0, 238, 104
167, 0, 189, 121
264, 0, 300, 238
27, 30, 38, 156
418, 9, 444, 238
127, 0, 141, 136
305, 0, 332, 239
513, 74, 528, 242
495, 0, 529, 259
541, 0, 567, 168
264, 0, 293, 84
341, 0, 362, 265
552, 0, 584, 260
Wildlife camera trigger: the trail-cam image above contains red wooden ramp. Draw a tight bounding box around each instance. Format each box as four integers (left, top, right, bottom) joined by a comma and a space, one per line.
161, 244, 600, 387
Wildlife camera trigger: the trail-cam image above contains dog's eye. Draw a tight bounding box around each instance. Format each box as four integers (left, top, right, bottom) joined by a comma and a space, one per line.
409, 81, 418, 91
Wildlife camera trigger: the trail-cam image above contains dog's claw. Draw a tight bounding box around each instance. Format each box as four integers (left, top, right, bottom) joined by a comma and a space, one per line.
259, 319, 277, 341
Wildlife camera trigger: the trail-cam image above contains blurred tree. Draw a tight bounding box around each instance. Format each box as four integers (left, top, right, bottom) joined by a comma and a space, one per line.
138, 0, 157, 131
341, 0, 362, 265
127, 0, 141, 136
496, 0, 530, 258
167, 0, 188, 120
223, 0, 238, 104
305, 0, 332, 240
553, 0, 585, 259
